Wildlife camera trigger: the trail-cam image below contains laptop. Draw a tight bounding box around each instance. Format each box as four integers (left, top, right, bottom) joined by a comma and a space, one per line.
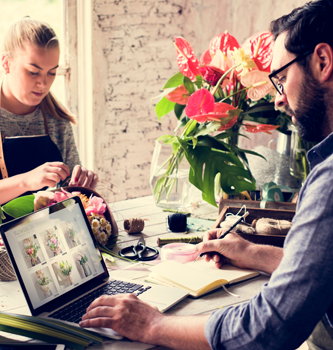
0, 197, 188, 339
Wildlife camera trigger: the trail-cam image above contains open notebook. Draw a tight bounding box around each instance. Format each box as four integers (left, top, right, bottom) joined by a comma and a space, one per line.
147, 259, 259, 297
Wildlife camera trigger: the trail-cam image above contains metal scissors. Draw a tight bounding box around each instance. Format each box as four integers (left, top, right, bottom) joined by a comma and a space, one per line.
118, 236, 159, 261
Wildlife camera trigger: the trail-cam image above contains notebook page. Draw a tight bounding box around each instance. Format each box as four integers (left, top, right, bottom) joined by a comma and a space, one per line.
186, 259, 259, 284
149, 260, 228, 292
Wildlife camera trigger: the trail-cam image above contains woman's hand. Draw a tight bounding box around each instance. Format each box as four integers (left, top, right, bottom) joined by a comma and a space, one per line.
69, 165, 99, 190
23, 162, 70, 191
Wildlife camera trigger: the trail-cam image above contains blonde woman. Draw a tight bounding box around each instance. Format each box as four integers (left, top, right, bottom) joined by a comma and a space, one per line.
0, 17, 98, 205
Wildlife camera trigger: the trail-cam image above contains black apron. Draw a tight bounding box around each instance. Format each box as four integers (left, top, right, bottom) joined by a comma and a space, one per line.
0, 106, 63, 221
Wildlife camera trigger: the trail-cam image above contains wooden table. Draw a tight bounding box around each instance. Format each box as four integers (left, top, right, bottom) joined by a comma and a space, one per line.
0, 195, 270, 349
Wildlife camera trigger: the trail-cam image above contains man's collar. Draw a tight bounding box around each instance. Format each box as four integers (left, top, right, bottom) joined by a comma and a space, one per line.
307, 132, 333, 170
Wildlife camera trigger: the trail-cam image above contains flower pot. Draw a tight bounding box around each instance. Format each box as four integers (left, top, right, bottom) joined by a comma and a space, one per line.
150, 140, 194, 209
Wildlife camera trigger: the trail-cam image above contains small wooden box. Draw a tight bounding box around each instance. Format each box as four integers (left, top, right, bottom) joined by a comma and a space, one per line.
212, 205, 295, 247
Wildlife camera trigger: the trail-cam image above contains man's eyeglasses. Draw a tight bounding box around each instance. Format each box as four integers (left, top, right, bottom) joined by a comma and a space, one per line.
269, 50, 313, 95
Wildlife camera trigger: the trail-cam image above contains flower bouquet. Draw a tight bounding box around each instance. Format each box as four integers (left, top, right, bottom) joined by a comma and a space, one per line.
152, 31, 290, 207
24, 238, 41, 266
77, 253, 91, 277
45, 230, 61, 256
0, 187, 118, 249
36, 269, 52, 296
59, 260, 73, 285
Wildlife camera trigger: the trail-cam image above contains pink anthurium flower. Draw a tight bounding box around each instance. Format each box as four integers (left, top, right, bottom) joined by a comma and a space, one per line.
165, 85, 190, 105
185, 88, 215, 118
174, 37, 200, 82
85, 196, 107, 216
200, 49, 212, 66
243, 123, 279, 134
209, 31, 240, 57
242, 31, 274, 72
241, 71, 275, 101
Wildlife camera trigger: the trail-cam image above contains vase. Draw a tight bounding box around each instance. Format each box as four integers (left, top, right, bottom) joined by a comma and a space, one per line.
149, 140, 194, 209
82, 263, 91, 277
31, 256, 41, 266
39, 284, 50, 297
289, 124, 312, 182
67, 274, 73, 285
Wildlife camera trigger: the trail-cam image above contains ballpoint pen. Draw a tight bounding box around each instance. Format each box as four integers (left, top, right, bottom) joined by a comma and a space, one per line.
195, 211, 249, 261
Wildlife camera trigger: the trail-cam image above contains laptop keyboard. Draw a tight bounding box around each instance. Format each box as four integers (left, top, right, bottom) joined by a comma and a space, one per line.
49, 279, 151, 324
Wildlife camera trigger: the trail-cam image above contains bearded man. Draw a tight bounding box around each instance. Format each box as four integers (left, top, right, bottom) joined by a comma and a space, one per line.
79, 1, 333, 349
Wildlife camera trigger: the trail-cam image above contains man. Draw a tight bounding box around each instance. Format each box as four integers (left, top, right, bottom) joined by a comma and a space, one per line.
79, 1, 333, 349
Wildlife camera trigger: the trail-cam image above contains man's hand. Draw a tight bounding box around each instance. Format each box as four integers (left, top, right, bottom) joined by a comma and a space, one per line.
69, 165, 98, 190
196, 230, 255, 269
80, 294, 211, 350
79, 294, 162, 344
23, 162, 70, 191
195, 229, 284, 274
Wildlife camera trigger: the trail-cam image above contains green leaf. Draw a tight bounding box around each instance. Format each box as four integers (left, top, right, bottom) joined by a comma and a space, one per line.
155, 97, 176, 120
227, 108, 243, 119
178, 136, 256, 207
183, 76, 195, 95
174, 103, 186, 120
0, 206, 6, 224
163, 72, 184, 89
193, 122, 221, 138
2, 195, 35, 219
194, 75, 203, 89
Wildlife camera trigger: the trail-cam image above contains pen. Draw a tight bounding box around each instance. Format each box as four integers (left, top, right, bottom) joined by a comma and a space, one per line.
195, 211, 249, 261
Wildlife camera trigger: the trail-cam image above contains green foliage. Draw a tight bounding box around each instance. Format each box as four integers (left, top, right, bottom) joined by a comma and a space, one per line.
2, 195, 35, 219
177, 137, 256, 206
155, 97, 176, 120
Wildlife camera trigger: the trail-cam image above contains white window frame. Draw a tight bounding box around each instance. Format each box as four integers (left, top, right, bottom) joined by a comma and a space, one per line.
63, 0, 94, 170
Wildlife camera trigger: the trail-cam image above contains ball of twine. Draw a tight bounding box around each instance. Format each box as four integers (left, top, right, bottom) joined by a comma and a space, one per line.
0, 247, 16, 281
124, 218, 145, 234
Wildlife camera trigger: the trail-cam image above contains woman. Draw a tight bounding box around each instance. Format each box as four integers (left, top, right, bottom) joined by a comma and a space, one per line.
0, 17, 98, 205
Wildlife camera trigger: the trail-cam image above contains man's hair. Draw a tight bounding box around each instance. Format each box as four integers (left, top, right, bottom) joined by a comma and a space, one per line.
270, 0, 333, 60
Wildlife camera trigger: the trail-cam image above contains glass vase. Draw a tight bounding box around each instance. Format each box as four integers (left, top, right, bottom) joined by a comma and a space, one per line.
149, 140, 194, 209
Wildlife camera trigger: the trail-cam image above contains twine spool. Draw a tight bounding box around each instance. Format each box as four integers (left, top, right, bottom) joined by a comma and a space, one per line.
252, 218, 292, 236
167, 213, 187, 232
124, 218, 145, 234
157, 236, 202, 247
0, 247, 16, 281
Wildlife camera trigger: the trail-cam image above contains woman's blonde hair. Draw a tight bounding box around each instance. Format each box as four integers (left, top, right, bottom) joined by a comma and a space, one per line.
3, 17, 76, 124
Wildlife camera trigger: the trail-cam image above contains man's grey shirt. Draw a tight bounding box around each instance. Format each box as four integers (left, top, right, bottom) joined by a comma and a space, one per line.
205, 132, 333, 350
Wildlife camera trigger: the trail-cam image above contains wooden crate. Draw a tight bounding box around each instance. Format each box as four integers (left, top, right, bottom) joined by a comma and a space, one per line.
212, 205, 295, 247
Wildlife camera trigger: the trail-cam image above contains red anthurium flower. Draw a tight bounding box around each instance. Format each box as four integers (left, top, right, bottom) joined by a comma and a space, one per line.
242, 31, 274, 72
185, 88, 215, 119
174, 37, 200, 82
200, 49, 212, 65
188, 102, 239, 126
209, 31, 240, 57
243, 123, 279, 134
199, 66, 228, 86
165, 85, 190, 105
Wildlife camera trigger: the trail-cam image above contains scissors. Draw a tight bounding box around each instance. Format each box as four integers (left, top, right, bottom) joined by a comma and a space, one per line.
118, 236, 159, 261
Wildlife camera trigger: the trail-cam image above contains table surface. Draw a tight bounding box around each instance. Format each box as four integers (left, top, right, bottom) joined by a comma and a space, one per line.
0, 195, 270, 349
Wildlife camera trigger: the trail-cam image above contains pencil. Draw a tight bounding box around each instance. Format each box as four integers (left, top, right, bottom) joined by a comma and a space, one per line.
195, 211, 249, 261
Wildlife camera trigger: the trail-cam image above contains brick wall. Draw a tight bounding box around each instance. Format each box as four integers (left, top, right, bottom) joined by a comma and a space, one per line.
92, 0, 308, 202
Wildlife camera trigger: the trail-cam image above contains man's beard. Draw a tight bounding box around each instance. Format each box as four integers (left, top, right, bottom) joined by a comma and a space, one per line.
286, 69, 329, 142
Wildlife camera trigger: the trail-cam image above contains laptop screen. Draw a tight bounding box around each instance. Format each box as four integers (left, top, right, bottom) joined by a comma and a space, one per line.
1, 197, 108, 312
